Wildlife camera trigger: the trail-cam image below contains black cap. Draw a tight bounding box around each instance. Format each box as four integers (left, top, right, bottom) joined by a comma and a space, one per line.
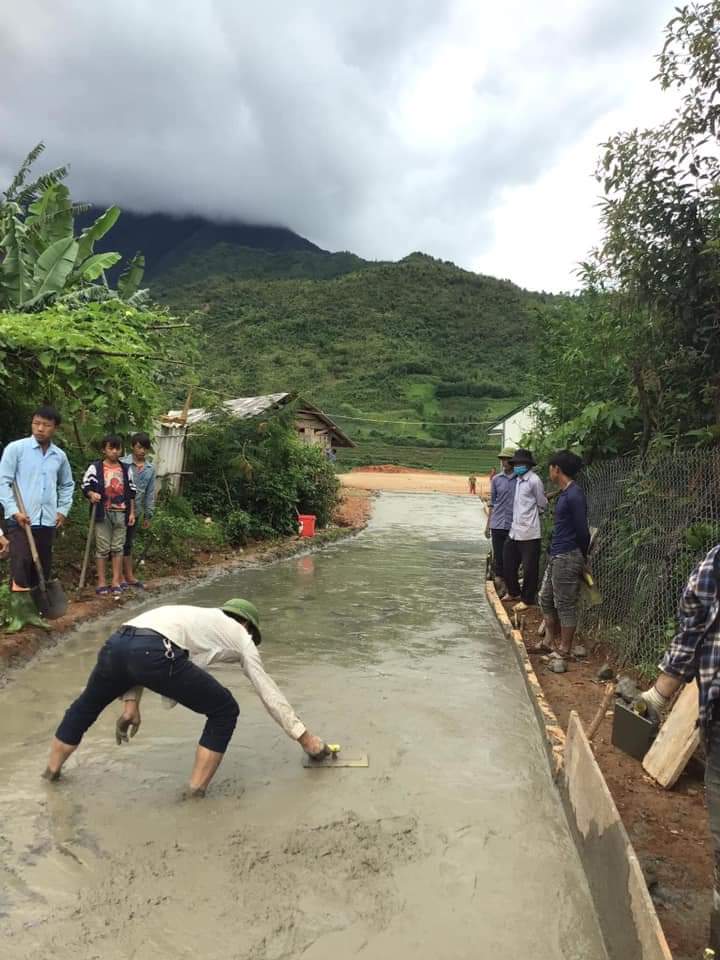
509, 448, 536, 467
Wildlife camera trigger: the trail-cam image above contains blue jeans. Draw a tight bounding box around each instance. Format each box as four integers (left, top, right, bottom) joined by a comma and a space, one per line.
56, 627, 239, 753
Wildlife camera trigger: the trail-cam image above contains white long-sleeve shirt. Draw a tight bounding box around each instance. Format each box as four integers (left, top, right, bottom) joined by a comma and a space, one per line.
509, 471, 548, 541
123, 606, 306, 740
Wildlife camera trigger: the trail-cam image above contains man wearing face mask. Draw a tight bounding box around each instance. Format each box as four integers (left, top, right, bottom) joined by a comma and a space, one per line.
503, 448, 548, 611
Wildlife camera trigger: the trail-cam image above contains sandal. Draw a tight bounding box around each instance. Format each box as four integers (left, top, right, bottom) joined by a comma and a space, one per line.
110, 586, 123, 597
125, 580, 144, 590
95, 586, 111, 596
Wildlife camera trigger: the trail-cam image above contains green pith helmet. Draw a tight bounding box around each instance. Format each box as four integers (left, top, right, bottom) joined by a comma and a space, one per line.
499, 446, 516, 459
222, 598, 261, 644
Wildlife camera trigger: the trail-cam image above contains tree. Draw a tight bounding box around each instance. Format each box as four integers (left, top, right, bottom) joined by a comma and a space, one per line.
0, 300, 176, 448
597, 2, 720, 432
0, 143, 145, 309
532, 2, 720, 459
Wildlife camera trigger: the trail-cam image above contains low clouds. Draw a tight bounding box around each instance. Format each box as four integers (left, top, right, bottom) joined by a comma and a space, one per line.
1, 0, 677, 288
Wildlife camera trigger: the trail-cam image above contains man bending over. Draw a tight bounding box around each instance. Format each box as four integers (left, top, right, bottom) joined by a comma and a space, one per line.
43, 599, 328, 796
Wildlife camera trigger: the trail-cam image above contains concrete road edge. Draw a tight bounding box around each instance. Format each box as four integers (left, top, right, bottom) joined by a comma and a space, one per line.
485, 581, 673, 960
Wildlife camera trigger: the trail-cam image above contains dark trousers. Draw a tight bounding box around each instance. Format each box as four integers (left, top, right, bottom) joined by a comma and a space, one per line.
56, 627, 240, 753
705, 720, 720, 950
490, 529, 510, 580
123, 521, 137, 557
503, 537, 542, 604
8, 524, 54, 589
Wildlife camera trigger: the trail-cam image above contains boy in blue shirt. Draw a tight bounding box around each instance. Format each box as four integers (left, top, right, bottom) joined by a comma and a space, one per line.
121, 432, 156, 589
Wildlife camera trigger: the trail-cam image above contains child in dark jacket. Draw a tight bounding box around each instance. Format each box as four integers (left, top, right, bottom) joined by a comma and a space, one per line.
82, 435, 136, 596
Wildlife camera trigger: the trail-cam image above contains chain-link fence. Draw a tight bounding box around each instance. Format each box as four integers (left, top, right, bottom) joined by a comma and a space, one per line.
577, 449, 720, 675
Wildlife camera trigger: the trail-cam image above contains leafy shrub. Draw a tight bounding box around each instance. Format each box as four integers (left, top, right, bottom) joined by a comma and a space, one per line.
224, 509, 276, 546
293, 441, 340, 527
135, 503, 226, 568
183, 407, 340, 536
157, 492, 195, 520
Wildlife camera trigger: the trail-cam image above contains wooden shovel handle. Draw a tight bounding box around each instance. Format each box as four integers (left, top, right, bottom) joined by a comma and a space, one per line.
78, 503, 97, 589
587, 683, 616, 742
12, 482, 46, 592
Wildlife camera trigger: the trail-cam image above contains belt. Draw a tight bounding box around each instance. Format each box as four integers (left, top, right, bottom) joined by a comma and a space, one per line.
117, 625, 184, 656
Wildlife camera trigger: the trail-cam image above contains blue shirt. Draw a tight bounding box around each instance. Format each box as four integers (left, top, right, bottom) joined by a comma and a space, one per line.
0, 436, 75, 526
489, 472, 516, 531
660, 544, 720, 732
121, 455, 156, 518
549, 482, 590, 557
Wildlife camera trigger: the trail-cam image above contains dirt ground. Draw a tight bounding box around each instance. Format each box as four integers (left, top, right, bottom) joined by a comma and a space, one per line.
333, 487, 375, 528
340, 466, 490, 497
503, 599, 710, 960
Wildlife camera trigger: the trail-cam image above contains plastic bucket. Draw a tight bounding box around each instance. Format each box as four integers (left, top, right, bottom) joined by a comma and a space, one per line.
298, 514, 316, 538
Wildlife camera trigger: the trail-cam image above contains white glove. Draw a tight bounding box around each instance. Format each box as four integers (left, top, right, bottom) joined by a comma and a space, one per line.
636, 686, 670, 722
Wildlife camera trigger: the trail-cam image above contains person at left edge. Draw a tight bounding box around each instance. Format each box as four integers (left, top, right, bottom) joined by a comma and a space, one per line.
0, 406, 75, 620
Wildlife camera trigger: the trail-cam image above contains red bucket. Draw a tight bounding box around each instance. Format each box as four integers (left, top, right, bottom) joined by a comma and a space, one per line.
298, 514, 316, 538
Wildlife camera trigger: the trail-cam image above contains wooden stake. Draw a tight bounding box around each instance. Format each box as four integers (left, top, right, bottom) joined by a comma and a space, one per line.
587, 683, 616, 742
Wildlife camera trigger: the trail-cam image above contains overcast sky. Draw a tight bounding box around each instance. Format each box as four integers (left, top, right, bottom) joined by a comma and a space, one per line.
1, 0, 678, 291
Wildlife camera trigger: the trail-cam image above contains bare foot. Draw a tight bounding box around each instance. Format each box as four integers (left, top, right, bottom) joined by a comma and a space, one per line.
182, 786, 206, 800
42, 767, 61, 782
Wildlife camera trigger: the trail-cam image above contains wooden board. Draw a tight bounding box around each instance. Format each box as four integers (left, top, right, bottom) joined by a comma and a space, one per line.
642, 684, 700, 788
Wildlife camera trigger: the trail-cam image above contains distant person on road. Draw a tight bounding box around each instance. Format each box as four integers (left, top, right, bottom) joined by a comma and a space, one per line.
484, 446, 516, 597
82, 435, 136, 597
42, 599, 330, 796
536, 451, 590, 663
0, 406, 75, 623
468, 474, 477, 495
638, 545, 720, 954
503, 448, 547, 611
121, 432, 156, 589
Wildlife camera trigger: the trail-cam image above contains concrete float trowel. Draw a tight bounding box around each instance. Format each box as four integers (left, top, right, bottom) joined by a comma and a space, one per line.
303, 743, 369, 769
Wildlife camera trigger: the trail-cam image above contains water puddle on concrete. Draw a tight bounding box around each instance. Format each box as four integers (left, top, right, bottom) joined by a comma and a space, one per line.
0, 493, 607, 959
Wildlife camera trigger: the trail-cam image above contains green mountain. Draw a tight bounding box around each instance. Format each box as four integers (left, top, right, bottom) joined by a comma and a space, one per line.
87, 208, 546, 469
152, 245, 547, 467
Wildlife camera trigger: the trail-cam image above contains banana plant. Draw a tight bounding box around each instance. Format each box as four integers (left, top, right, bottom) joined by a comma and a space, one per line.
0, 144, 145, 309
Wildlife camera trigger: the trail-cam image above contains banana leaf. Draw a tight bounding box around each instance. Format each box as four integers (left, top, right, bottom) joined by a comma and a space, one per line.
26, 236, 79, 306
75, 251, 122, 281
0, 214, 31, 307
76, 205, 121, 263
118, 252, 145, 300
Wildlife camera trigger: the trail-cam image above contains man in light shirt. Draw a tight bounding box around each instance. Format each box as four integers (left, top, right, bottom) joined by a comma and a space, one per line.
0, 405, 75, 620
43, 599, 328, 796
503, 448, 548, 612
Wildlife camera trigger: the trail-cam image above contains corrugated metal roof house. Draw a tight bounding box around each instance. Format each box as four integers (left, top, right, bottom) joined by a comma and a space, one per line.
156, 392, 354, 492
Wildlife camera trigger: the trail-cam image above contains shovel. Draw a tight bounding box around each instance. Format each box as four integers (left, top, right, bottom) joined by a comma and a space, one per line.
78, 503, 97, 590
12, 482, 68, 619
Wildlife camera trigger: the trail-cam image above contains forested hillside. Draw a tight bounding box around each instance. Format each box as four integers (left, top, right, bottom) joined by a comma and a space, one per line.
154, 250, 547, 458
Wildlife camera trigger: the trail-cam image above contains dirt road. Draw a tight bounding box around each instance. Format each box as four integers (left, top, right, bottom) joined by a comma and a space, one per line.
340, 468, 490, 497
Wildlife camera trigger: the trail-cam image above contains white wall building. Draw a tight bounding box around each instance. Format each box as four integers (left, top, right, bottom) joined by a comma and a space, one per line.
488, 401, 551, 451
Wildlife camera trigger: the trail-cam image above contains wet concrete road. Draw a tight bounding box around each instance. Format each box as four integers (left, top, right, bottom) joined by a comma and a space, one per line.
0, 494, 607, 959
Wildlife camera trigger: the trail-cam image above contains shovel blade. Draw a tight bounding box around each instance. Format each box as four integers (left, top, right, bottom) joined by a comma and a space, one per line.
32, 579, 68, 620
